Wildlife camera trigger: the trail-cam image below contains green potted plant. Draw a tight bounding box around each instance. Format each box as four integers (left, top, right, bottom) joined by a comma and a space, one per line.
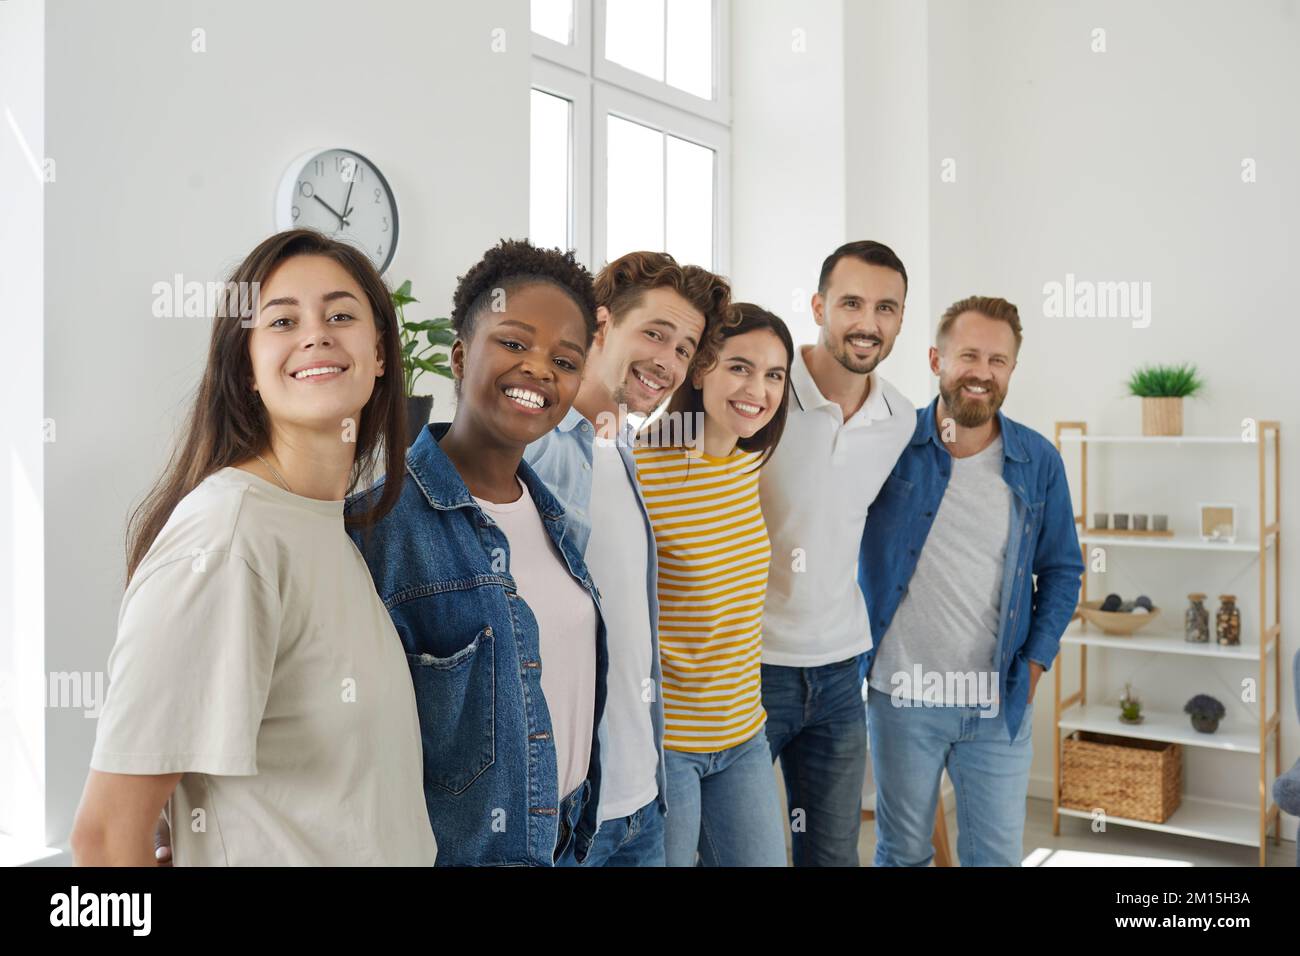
1119, 683, 1143, 725
1126, 362, 1205, 436
392, 280, 455, 447
1184, 694, 1226, 734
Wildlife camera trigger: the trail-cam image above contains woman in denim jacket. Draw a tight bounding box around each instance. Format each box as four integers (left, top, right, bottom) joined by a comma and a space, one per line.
349, 240, 609, 866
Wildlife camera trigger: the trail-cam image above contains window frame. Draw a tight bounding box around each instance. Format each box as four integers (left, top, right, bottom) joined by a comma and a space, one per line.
530, 0, 730, 272
531, 58, 593, 264
591, 0, 731, 127
593, 83, 731, 276
530, 0, 592, 74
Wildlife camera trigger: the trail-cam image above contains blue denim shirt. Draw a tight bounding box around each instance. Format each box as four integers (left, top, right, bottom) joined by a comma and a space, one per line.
858, 398, 1083, 740
524, 407, 668, 819
346, 422, 608, 866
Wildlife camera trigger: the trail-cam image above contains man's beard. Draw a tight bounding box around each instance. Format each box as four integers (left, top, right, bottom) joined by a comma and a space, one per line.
612, 367, 663, 417
940, 376, 1005, 427
830, 331, 885, 375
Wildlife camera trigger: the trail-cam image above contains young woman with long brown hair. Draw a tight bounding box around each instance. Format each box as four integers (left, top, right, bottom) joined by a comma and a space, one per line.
70, 229, 437, 865
632, 303, 794, 866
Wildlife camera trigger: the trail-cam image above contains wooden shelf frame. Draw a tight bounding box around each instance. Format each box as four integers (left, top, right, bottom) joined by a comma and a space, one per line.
1051, 420, 1284, 865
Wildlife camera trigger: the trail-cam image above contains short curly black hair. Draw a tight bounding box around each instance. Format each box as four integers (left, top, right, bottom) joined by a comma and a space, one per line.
450, 238, 598, 347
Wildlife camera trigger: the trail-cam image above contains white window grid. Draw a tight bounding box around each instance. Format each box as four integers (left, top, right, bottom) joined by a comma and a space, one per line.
531, 0, 731, 274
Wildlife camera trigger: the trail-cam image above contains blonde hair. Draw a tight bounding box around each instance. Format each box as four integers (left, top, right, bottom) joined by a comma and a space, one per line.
936, 295, 1023, 353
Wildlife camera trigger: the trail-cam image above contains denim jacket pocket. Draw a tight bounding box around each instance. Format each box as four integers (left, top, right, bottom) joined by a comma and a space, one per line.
407, 626, 496, 795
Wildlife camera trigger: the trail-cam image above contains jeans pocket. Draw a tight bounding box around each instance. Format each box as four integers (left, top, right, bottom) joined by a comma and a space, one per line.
407, 626, 496, 795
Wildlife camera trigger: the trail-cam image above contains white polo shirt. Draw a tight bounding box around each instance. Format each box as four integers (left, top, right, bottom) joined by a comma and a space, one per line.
758, 344, 916, 667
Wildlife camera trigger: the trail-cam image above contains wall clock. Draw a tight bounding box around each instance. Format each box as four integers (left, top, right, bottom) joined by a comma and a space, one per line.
275, 147, 399, 273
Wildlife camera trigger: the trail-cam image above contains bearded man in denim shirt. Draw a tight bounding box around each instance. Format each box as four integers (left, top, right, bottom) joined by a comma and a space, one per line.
859, 295, 1083, 867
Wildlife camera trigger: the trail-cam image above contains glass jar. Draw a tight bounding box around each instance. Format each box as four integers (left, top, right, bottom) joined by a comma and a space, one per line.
1184, 593, 1209, 643
1215, 594, 1241, 646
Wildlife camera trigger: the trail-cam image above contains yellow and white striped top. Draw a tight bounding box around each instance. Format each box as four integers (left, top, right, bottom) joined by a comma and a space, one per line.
633, 445, 771, 753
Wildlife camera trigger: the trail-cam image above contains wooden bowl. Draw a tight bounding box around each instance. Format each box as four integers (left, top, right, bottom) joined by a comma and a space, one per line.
1077, 600, 1162, 636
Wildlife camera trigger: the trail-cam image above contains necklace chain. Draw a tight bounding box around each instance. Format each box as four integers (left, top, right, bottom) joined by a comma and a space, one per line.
255, 453, 293, 495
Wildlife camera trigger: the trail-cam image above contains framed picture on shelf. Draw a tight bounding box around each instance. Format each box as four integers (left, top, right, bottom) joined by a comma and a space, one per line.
1197, 502, 1237, 544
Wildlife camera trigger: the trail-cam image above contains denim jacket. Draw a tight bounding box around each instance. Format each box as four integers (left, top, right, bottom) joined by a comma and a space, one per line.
858, 399, 1083, 740
346, 422, 608, 866
524, 407, 669, 818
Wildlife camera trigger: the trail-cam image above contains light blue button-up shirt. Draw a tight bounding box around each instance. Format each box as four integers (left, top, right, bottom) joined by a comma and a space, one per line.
525, 407, 669, 821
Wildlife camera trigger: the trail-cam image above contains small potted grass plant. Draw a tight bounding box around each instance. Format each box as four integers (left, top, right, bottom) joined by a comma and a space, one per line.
1119, 683, 1144, 725
392, 280, 455, 447
1127, 362, 1204, 436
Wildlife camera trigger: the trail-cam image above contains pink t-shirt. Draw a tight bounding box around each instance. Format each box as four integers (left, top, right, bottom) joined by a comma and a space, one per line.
472, 478, 598, 800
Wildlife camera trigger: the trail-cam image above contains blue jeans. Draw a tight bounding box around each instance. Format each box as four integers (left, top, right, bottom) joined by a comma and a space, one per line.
761, 657, 868, 866
551, 782, 590, 866
867, 684, 1034, 867
664, 727, 787, 867
557, 796, 665, 867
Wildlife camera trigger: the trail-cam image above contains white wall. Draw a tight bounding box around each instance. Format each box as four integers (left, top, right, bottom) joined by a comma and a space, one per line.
731, 0, 933, 409
843, 0, 934, 408
734, 0, 1299, 850
41, 0, 529, 849
1, 0, 47, 853
730, 0, 845, 346
926, 0, 1299, 842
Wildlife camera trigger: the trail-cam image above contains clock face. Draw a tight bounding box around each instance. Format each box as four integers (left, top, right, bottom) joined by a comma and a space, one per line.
276, 148, 398, 273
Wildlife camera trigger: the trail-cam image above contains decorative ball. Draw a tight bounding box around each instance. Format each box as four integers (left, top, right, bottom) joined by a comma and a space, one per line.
1134, 594, 1154, 611
1131, 605, 1150, 615
1100, 593, 1123, 612
1119, 601, 1136, 613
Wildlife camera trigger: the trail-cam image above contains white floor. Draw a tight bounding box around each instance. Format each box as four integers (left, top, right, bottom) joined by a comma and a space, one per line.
837, 796, 1295, 867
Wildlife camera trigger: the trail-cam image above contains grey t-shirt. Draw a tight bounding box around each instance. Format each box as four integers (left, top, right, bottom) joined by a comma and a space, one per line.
869, 436, 1012, 705
91, 467, 438, 866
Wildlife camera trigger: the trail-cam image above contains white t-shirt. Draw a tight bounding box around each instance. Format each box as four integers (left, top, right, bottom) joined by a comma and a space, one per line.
869, 436, 1012, 704
759, 346, 916, 667
585, 439, 658, 821
90, 467, 438, 867
472, 478, 598, 801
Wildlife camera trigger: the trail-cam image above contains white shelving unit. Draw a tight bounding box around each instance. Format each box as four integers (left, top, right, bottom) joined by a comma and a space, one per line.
1053, 422, 1284, 865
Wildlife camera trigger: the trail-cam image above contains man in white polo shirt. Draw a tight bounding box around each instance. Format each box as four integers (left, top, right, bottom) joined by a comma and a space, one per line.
759, 240, 916, 866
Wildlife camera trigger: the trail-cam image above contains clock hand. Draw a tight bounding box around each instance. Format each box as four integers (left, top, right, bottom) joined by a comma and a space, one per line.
312, 193, 346, 225
341, 175, 356, 231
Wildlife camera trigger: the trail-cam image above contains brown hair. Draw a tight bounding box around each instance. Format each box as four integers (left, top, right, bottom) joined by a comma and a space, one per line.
594, 250, 734, 373
818, 240, 908, 298
125, 229, 406, 583
936, 295, 1023, 354
663, 302, 794, 472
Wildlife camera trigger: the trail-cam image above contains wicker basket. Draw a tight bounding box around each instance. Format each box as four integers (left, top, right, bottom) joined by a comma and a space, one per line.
1061, 731, 1182, 823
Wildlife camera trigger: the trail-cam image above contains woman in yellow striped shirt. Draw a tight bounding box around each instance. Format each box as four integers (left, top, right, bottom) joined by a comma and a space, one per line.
633, 303, 794, 866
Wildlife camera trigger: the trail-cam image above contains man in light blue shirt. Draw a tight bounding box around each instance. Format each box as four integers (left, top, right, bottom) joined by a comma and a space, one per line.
526, 250, 733, 865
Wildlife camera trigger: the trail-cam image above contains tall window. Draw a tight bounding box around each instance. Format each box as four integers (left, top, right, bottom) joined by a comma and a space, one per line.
530, 0, 730, 273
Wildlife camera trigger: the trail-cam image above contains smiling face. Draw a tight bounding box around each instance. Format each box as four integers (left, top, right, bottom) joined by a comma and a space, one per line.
693, 328, 789, 445
593, 286, 706, 416
813, 258, 905, 374
248, 254, 384, 434
931, 310, 1018, 427
450, 281, 588, 448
